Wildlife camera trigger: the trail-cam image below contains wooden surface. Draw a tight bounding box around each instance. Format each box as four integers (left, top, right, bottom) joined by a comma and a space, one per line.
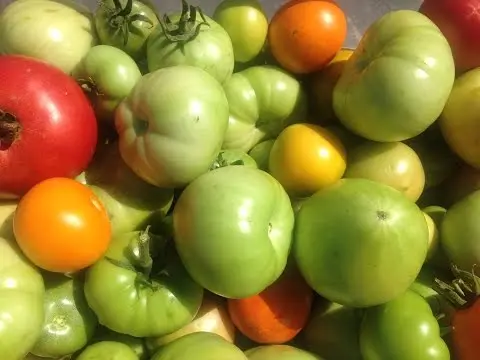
0, 0, 424, 47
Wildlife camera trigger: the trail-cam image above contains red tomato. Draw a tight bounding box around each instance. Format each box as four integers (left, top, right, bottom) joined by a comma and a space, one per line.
227, 266, 314, 344
13, 177, 111, 273
0, 55, 98, 199
268, 0, 347, 74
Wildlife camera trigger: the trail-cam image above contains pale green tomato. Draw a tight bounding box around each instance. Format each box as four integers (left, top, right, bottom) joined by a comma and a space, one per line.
333, 10, 455, 142
115, 65, 230, 188
213, 0, 268, 63
173, 166, 294, 299
222, 65, 307, 152
73, 45, 142, 122
0, 0, 97, 74
0, 205, 45, 360
248, 139, 275, 172
147, 10, 234, 84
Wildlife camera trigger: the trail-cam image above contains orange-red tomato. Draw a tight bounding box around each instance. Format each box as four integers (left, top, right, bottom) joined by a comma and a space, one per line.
268, 0, 347, 74
227, 267, 314, 344
13, 177, 111, 273
269, 123, 347, 197
451, 299, 480, 360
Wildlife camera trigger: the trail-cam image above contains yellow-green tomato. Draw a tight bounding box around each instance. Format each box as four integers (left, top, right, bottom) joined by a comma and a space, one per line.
213, 0, 268, 63
0, 0, 97, 74
0, 205, 45, 360
73, 45, 142, 122
76, 341, 138, 360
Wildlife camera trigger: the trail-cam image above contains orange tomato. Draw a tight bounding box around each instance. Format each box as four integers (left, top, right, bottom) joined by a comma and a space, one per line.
268, 123, 347, 197
268, 0, 348, 74
227, 267, 314, 344
13, 177, 111, 273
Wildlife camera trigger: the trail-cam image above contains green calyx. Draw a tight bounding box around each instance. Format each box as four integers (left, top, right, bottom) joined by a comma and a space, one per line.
159, 0, 210, 43
434, 264, 480, 309
99, 0, 156, 45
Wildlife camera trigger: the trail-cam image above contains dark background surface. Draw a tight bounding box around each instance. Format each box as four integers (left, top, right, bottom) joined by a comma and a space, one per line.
0, 0, 423, 48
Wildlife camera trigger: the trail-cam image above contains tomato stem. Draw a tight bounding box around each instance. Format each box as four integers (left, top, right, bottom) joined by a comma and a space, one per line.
210, 152, 245, 170
98, 0, 156, 45
0, 110, 21, 150
434, 264, 480, 309
159, 0, 209, 43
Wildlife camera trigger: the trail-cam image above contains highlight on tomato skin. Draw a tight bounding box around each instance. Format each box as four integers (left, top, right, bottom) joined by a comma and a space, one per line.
227, 264, 315, 345
12, 177, 112, 274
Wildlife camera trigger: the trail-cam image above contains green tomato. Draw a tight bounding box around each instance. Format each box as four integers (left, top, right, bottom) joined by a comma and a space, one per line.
213, 0, 268, 63
294, 178, 429, 307
245, 345, 322, 360
73, 45, 142, 122
84, 229, 203, 338
301, 300, 363, 360
333, 10, 455, 142
422, 206, 450, 271
146, 6, 234, 84
94, 0, 159, 60
30, 273, 98, 358
76, 341, 138, 360
84, 142, 174, 237
441, 189, 480, 270
360, 290, 450, 360
0, 0, 97, 74
151, 332, 247, 360
248, 139, 275, 172
0, 204, 45, 360
210, 149, 258, 170
173, 166, 294, 299
222, 65, 307, 152
115, 65, 230, 188
91, 326, 149, 360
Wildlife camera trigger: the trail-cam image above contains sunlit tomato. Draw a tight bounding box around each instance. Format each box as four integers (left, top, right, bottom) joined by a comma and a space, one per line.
269, 123, 347, 197
13, 177, 111, 273
268, 0, 347, 74
227, 266, 314, 344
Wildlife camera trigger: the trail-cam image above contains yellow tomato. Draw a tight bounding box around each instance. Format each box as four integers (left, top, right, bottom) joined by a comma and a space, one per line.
269, 123, 347, 197
309, 48, 354, 124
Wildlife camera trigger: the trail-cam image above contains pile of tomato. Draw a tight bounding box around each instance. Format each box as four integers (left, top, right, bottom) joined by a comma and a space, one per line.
3, 0, 480, 359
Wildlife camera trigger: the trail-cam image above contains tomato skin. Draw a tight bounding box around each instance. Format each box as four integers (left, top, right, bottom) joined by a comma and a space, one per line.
115, 65, 230, 189
0, 0, 96, 74
213, 0, 268, 63
294, 178, 429, 308
94, 0, 159, 60
222, 65, 307, 152
269, 123, 347, 198
150, 332, 247, 360
13, 177, 112, 273
84, 230, 204, 338
268, 0, 347, 74
360, 290, 450, 360
30, 273, 98, 358
0, 55, 98, 199
227, 267, 314, 344
147, 13, 234, 84
0, 204, 45, 360
77, 341, 138, 360
451, 299, 480, 360
73, 45, 142, 122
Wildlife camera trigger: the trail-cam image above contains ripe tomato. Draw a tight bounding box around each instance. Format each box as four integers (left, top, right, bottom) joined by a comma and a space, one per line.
268, 0, 347, 74
13, 177, 111, 273
268, 123, 347, 197
227, 266, 314, 344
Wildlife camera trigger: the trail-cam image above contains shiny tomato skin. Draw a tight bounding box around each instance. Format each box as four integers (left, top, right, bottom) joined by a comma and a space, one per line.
452, 300, 480, 360
13, 177, 112, 273
268, 0, 347, 74
0, 55, 98, 199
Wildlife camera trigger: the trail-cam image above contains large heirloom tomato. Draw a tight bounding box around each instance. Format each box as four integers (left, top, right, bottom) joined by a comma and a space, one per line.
0, 55, 98, 199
